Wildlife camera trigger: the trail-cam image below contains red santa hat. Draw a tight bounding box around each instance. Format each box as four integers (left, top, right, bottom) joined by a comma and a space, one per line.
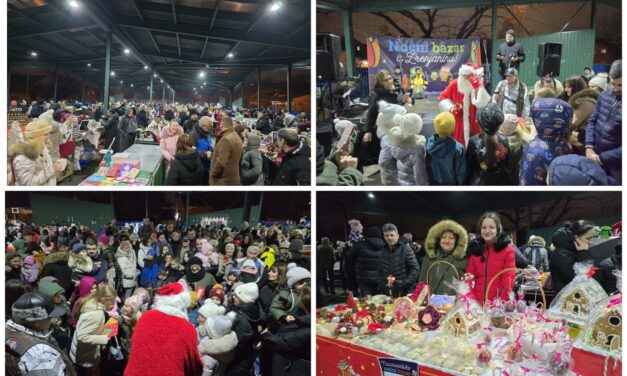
152, 280, 192, 320
459, 63, 483, 77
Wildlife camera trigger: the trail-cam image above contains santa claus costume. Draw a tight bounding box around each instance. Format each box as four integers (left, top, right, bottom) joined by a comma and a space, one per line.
438, 63, 492, 147
125, 280, 203, 376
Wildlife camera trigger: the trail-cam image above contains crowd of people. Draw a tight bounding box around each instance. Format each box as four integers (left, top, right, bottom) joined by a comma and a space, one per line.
5, 217, 312, 376
8, 100, 311, 186
318, 31, 621, 186
317, 213, 621, 306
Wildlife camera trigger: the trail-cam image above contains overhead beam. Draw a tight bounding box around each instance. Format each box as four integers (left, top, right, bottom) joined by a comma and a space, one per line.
115, 17, 310, 50
341, 0, 604, 12
209, 0, 223, 30
172, 0, 178, 26
8, 18, 100, 39
130, 0, 145, 22
138, 49, 310, 66
200, 38, 209, 59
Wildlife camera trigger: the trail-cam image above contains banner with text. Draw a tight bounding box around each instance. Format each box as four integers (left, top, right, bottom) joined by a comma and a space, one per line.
366, 35, 481, 94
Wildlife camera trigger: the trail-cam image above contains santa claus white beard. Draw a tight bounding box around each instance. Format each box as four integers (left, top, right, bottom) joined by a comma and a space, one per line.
457, 75, 474, 95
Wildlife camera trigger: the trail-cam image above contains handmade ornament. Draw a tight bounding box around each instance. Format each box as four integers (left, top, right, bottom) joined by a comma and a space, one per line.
477, 347, 492, 363
417, 305, 441, 330
392, 297, 415, 322
410, 282, 431, 306
548, 261, 608, 325
438, 279, 485, 338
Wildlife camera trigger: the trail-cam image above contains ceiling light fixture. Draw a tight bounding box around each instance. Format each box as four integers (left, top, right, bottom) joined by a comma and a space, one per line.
69, 0, 79, 8
124, 48, 130, 54
30, 51, 38, 57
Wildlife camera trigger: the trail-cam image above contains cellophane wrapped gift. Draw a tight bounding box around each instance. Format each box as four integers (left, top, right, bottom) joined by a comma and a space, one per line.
437, 279, 487, 338
548, 261, 608, 326
574, 270, 621, 357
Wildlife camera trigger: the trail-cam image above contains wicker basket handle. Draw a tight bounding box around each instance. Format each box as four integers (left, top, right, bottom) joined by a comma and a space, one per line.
425, 260, 461, 287
484, 267, 547, 311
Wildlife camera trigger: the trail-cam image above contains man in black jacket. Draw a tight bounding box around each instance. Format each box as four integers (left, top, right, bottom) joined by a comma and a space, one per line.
495, 29, 525, 79
378, 223, 420, 297
273, 128, 311, 186
345, 226, 386, 297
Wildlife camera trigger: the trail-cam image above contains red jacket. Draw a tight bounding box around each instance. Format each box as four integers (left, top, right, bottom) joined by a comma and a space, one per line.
466, 243, 515, 302
125, 310, 203, 376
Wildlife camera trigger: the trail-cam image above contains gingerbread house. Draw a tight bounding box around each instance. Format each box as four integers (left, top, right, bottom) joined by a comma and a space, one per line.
548, 262, 608, 325
437, 280, 485, 338
574, 271, 622, 356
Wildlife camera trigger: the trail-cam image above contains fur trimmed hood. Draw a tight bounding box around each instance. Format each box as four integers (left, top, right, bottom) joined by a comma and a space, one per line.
44, 251, 69, 266
568, 88, 599, 110
425, 219, 468, 260
68, 252, 93, 273
198, 331, 237, 355
8, 141, 42, 160
528, 235, 546, 248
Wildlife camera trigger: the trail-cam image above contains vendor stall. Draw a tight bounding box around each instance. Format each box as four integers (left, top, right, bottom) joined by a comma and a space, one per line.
316, 265, 622, 376
79, 143, 164, 186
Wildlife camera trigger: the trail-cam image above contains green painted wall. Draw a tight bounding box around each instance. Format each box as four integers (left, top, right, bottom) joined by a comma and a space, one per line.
31, 193, 114, 231
187, 205, 262, 227
493, 29, 595, 94
524, 214, 620, 246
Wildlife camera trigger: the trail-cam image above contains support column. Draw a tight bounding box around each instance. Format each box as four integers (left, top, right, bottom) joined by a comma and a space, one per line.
103, 30, 112, 113
258, 192, 264, 222
53, 65, 59, 101
342, 10, 355, 77
257, 67, 261, 109
590, 0, 597, 29
81, 81, 86, 103
162, 84, 166, 103
7, 63, 11, 97
242, 192, 251, 223
287, 64, 292, 112
149, 76, 154, 101
25, 74, 30, 100
490, 0, 499, 93
185, 192, 190, 224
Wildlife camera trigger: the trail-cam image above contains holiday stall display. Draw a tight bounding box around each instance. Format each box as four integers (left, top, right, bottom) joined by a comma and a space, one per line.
547, 262, 608, 327
572, 271, 622, 376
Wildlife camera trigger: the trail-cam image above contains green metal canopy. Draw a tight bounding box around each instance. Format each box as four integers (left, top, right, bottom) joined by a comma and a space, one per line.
9, 0, 310, 106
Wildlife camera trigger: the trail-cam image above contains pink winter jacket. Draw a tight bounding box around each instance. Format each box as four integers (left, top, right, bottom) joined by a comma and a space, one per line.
160, 126, 184, 170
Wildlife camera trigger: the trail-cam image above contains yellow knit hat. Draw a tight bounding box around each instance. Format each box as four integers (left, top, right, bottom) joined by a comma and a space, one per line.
24, 118, 52, 140
433, 112, 456, 137
188, 291, 199, 310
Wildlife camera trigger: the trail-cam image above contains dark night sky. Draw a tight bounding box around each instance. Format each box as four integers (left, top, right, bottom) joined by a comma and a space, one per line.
6, 192, 310, 222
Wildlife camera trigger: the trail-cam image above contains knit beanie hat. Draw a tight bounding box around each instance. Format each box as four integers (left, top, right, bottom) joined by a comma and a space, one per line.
208, 285, 226, 304
72, 243, 86, 254
205, 315, 233, 339
289, 239, 304, 253
476, 103, 504, 136
198, 300, 226, 318
234, 282, 259, 304
188, 256, 203, 267
506, 29, 515, 37
37, 281, 65, 299
188, 291, 199, 310
200, 240, 213, 254
500, 113, 519, 137
240, 259, 258, 275
23, 256, 36, 266
286, 263, 311, 288
98, 234, 109, 246
366, 226, 382, 239
588, 76, 608, 91
433, 112, 456, 137
147, 248, 157, 257
24, 118, 52, 140
246, 245, 260, 255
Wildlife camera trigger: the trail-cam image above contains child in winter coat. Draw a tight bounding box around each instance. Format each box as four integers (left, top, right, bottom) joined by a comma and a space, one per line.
520, 98, 573, 185
499, 113, 527, 183
199, 315, 238, 376
426, 112, 466, 185
68, 243, 93, 284
226, 283, 261, 376
21, 255, 39, 284
378, 112, 428, 185
240, 132, 264, 185
466, 103, 514, 185
195, 239, 218, 269
139, 249, 159, 290
268, 263, 311, 333
116, 239, 138, 298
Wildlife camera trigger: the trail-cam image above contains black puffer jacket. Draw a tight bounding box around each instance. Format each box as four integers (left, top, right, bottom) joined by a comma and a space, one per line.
466, 133, 515, 185
227, 303, 261, 376
259, 282, 285, 326
136, 110, 149, 128
42, 252, 73, 296
261, 315, 310, 376
274, 139, 311, 186
104, 114, 120, 152
377, 241, 420, 296
346, 237, 385, 287
549, 227, 596, 295
165, 151, 204, 185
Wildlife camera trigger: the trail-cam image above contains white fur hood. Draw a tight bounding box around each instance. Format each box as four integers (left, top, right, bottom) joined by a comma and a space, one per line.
198, 331, 238, 355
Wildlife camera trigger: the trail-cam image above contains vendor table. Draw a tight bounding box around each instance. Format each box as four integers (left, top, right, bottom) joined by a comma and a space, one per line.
317, 335, 465, 376
79, 143, 165, 186
317, 334, 622, 376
